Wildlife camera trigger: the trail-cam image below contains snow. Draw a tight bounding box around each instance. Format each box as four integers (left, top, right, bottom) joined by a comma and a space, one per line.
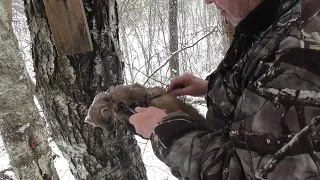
136, 136, 177, 180
0, 137, 12, 178
50, 140, 76, 180
16, 123, 30, 133
0, 0, 219, 179
1, 97, 207, 180
0, 134, 178, 180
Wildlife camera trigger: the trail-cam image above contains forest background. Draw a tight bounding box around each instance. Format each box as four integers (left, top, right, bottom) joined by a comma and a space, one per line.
0, 0, 231, 179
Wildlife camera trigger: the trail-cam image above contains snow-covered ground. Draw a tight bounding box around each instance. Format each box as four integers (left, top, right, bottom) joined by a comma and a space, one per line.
136, 137, 177, 180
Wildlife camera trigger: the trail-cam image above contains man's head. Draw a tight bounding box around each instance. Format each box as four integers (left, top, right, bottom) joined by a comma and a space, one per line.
205, 0, 263, 25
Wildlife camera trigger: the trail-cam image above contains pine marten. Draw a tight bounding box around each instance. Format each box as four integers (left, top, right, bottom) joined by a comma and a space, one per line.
85, 83, 205, 136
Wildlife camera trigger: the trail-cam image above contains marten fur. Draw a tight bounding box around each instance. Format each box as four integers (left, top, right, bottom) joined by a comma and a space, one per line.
85, 83, 205, 136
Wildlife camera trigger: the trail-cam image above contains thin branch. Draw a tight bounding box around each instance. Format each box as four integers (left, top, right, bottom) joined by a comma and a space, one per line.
143, 26, 218, 85
123, 61, 166, 85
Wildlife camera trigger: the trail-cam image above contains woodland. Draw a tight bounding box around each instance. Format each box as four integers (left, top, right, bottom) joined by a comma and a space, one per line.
0, 0, 230, 179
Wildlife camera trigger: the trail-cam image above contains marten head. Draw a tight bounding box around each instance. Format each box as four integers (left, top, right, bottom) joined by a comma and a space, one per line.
84, 83, 163, 134
84, 90, 117, 131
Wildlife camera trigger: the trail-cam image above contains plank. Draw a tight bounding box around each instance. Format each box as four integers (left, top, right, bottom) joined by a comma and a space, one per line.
43, 0, 93, 56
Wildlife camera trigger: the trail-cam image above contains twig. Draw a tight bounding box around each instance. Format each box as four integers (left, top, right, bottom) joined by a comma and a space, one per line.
255, 115, 320, 180
123, 61, 165, 85
143, 26, 218, 85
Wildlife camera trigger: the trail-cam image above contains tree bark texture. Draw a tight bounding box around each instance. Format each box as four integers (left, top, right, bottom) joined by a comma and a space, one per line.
23, 0, 147, 179
0, 2, 58, 180
169, 0, 179, 78
3, 0, 12, 26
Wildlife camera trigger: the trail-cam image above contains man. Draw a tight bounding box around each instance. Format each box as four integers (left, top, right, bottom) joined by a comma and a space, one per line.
129, 0, 320, 179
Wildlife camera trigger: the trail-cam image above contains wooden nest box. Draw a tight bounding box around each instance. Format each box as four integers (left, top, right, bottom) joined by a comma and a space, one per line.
43, 0, 93, 56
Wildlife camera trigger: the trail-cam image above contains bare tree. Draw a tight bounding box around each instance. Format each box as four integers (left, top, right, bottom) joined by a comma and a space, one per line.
23, 0, 147, 179
118, 0, 227, 87
116, 0, 231, 179
0, 1, 58, 179
169, 0, 179, 78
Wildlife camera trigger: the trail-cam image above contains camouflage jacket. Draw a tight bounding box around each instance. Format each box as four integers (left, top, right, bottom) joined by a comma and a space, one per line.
150, 0, 320, 179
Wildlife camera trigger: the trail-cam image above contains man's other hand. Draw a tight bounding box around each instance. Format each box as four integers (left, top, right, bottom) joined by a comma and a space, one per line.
167, 73, 208, 97
129, 107, 167, 139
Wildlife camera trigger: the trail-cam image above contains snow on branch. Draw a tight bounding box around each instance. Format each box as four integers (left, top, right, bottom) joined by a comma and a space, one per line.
16, 123, 30, 133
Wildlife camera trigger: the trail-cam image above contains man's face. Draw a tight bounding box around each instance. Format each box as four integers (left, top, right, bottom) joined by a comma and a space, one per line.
205, 0, 261, 25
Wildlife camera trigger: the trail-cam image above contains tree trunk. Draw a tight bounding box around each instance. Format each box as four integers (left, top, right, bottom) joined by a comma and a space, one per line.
0, 1, 58, 180
23, 0, 147, 179
3, 0, 12, 26
169, 0, 179, 78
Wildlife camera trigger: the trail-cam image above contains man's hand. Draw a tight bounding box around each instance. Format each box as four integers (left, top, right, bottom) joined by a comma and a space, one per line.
167, 73, 208, 97
129, 107, 167, 139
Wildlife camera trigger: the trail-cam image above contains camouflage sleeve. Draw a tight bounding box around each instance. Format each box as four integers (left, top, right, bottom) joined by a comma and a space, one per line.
150, 111, 233, 180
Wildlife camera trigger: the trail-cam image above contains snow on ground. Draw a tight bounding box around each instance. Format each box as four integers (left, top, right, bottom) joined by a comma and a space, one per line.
136, 136, 177, 180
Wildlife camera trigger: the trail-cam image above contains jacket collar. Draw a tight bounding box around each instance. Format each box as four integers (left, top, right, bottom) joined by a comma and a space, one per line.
218, 0, 299, 74
235, 0, 299, 36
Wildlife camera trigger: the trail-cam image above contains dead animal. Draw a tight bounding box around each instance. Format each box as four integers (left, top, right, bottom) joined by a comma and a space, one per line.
84, 83, 205, 137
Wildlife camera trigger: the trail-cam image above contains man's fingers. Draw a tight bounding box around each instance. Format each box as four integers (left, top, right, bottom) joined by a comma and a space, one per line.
135, 106, 147, 112
167, 76, 185, 92
170, 86, 192, 96
170, 88, 184, 96
128, 114, 137, 124
129, 107, 145, 124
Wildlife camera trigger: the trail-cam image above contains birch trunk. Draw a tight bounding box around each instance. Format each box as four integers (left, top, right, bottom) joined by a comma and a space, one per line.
0, 1, 58, 179
23, 0, 147, 179
169, 0, 179, 78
